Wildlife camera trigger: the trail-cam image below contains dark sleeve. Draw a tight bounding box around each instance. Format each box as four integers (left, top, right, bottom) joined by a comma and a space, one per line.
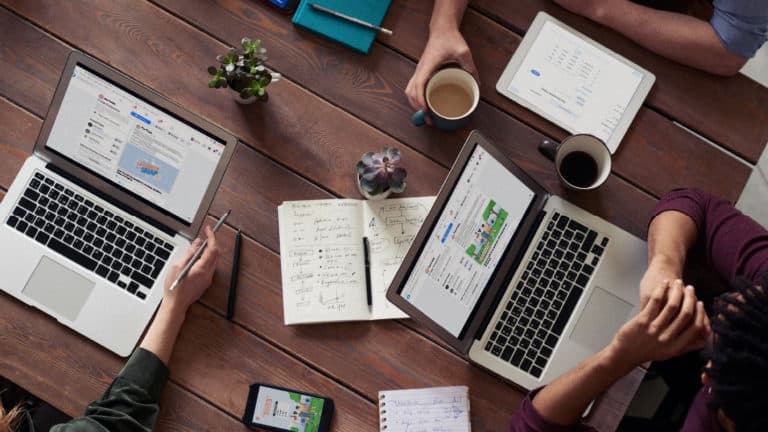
50, 348, 169, 432
651, 188, 768, 284
508, 389, 595, 432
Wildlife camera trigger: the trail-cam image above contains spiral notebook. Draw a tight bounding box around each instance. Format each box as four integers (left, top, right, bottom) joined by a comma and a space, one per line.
378, 386, 471, 432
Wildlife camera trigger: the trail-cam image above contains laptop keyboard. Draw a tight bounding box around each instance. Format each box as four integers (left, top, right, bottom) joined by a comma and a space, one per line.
484, 212, 609, 378
4, 172, 175, 301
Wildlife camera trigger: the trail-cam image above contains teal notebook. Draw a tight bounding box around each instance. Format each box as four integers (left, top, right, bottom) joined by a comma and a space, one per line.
291, 0, 391, 54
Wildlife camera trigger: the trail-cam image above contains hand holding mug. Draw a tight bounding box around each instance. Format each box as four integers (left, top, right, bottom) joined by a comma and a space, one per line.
410, 68, 480, 131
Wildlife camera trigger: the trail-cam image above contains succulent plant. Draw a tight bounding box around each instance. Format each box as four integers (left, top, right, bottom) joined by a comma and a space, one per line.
207, 37, 281, 102
356, 148, 407, 196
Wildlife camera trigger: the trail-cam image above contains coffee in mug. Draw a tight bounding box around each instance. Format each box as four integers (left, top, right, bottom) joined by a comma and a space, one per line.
538, 134, 612, 191
411, 68, 479, 131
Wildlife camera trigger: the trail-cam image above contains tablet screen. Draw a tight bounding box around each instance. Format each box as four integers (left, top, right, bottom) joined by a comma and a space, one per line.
399, 144, 535, 337
506, 20, 644, 144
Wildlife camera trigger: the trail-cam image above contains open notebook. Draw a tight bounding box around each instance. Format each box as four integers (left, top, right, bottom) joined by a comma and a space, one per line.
378, 386, 471, 432
278, 197, 434, 324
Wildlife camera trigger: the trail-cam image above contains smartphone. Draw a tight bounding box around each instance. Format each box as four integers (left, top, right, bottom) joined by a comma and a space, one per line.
261, 0, 300, 14
242, 383, 334, 432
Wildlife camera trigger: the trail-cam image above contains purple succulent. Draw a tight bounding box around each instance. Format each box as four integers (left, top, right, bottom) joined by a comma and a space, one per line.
356, 148, 407, 195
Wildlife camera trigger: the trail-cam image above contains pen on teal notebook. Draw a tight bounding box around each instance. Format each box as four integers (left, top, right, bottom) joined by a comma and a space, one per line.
310, 3, 393, 36
363, 236, 372, 306
170, 210, 231, 291
227, 229, 242, 321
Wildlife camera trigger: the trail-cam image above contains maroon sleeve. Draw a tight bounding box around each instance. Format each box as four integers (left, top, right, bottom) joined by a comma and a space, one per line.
509, 389, 594, 432
651, 188, 768, 284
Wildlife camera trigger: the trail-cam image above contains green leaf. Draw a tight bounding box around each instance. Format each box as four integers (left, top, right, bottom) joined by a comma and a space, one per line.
257, 88, 265, 96
208, 79, 218, 88
207, 66, 218, 75
390, 181, 406, 194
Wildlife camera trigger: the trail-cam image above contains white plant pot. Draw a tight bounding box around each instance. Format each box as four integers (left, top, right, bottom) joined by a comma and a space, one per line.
357, 176, 391, 200
234, 93, 257, 104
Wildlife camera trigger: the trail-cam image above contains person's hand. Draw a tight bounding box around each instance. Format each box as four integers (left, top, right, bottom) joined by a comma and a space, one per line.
405, 28, 478, 119
608, 279, 710, 368
552, 0, 618, 21
163, 225, 220, 313
639, 256, 682, 308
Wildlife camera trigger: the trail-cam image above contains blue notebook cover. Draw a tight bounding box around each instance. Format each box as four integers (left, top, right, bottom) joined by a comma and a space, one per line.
291, 0, 392, 54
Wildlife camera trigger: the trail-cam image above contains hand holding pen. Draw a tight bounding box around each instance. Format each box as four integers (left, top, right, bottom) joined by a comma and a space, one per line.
164, 211, 229, 311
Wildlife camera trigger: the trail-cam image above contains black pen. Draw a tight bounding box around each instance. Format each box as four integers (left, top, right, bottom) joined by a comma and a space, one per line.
227, 229, 242, 321
363, 236, 372, 306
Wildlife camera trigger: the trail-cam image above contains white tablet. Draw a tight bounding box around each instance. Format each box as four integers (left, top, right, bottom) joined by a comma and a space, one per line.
496, 12, 655, 153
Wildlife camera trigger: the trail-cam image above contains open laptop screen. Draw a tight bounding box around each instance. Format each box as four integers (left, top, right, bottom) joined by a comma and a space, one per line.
399, 144, 535, 336
45, 65, 225, 224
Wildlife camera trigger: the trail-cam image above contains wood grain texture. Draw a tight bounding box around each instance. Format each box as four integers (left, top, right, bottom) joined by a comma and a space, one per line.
0, 97, 38, 187
377, 0, 750, 201
471, 0, 768, 162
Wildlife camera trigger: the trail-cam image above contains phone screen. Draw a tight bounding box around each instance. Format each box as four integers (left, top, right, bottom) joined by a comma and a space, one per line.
250, 386, 326, 432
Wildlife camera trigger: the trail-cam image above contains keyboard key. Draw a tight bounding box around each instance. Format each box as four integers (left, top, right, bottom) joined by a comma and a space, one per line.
546, 334, 559, 348
591, 257, 599, 266
117, 281, 127, 289
127, 281, 139, 294
591, 245, 604, 256
26, 226, 39, 238
48, 238, 97, 271
501, 346, 513, 361
24, 188, 40, 202
497, 335, 508, 346
601, 237, 609, 247
563, 229, 574, 240
583, 264, 595, 276
126, 231, 137, 241
576, 273, 590, 288
485, 342, 493, 352
552, 287, 583, 335
567, 219, 588, 233
511, 349, 525, 366
541, 346, 553, 358
582, 230, 597, 252
18, 197, 36, 213
35, 231, 50, 245
7, 215, 19, 228
521, 358, 532, 372
155, 247, 170, 260
108, 271, 119, 283
535, 356, 548, 368
491, 345, 502, 356
556, 215, 569, 230
120, 266, 132, 277
116, 225, 127, 236
530, 366, 542, 378
96, 265, 109, 278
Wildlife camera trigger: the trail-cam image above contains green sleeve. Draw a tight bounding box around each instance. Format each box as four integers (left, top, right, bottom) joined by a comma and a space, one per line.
51, 348, 169, 432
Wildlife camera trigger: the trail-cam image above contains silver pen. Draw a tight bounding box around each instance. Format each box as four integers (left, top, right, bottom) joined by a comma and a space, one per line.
169, 209, 231, 291
309, 3, 393, 36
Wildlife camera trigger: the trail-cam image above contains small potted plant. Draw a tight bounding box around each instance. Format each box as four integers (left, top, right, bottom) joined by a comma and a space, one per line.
207, 37, 281, 104
356, 148, 407, 200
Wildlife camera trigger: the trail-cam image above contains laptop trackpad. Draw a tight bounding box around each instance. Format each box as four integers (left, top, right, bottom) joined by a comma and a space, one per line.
23, 256, 94, 322
569, 287, 633, 352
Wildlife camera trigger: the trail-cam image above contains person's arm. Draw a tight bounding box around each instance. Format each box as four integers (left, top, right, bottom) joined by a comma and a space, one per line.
552, 0, 748, 75
509, 280, 710, 430
405, 0, 477, 115
52, 226, 220, 432
639, 188, 768, 307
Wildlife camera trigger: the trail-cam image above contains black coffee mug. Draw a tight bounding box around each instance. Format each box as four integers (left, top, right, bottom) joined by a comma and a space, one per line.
538, 134, 612, 191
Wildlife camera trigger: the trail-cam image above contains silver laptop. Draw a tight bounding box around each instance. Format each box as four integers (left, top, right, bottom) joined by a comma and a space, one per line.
0, 52, 236, 356
387, 131, 646, 390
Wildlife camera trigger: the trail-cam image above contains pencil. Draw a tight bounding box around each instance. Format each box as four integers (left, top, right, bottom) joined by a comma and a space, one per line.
169, 210, 231, 291
309, 3, 393, 36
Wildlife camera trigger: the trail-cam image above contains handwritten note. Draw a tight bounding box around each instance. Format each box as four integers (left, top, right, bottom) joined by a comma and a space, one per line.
365, 197, 434, 319
378, 386, 471, 432
278, 197, 434, 324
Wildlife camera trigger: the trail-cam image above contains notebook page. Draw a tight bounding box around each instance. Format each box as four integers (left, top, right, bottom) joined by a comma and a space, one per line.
278, 199, 370, 324
363, 197, 435, 320
378, 386, 470, 432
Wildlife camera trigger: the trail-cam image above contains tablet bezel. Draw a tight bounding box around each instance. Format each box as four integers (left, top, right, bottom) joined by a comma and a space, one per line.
495, 12, 655, 154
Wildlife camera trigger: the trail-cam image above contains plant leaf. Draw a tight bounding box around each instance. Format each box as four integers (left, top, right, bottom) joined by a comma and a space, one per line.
390, 181, 406, 193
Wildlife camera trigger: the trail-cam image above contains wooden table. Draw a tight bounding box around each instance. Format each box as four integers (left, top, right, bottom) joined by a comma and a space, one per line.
1, 1, 766, 430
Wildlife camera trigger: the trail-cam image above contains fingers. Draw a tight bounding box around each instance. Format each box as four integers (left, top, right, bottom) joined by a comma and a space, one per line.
640, 280, 669, 322
671, 301, 710, 354
651, 279, 685, 331
457, 48, 480, 85
660, 284, 696, 341
406, 63, 431, 111
174, 237, 202, 270
196, 225, 220, 272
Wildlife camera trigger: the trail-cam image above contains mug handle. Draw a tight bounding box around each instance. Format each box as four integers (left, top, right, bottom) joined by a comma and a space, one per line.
411, 110, 429, 127
538, 139, 559, 161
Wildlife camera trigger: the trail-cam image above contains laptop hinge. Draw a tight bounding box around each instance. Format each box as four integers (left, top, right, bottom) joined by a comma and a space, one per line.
46, 162, 177, 237
474, 207, 548, 341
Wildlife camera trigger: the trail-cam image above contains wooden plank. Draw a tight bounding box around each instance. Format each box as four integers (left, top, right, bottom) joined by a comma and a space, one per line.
0, 0, 446, 201
377, 1, 750, 201
470, 0, 768, 162
0, 97, 37, 187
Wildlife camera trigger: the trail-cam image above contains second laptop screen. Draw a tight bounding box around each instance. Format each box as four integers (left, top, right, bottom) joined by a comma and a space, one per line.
400, 144, 535, 337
